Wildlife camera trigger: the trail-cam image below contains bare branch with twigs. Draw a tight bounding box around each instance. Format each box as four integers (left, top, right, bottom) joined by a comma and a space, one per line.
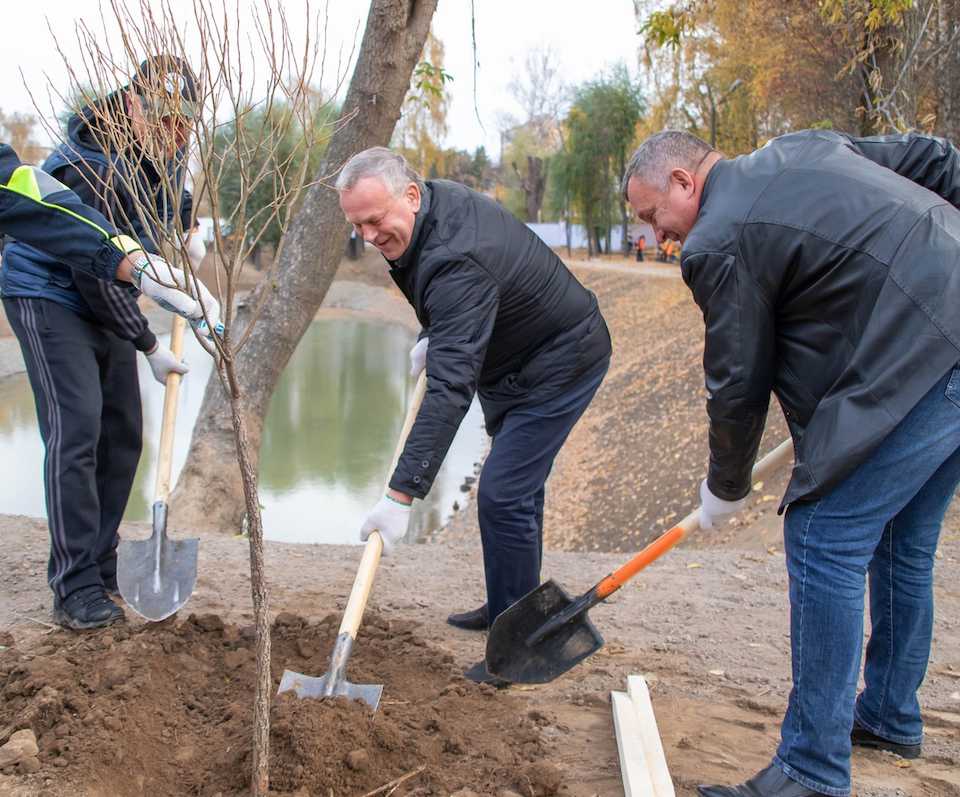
29, 1, 350, 793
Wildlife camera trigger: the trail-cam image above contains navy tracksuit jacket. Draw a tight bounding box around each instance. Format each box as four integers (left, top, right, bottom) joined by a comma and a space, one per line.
0, 104, 191, 599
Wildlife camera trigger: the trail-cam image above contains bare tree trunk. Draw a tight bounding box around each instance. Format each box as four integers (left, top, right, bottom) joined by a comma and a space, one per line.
172, 0, 438, 532
512, 155, 547, 222
937, 0, 960, 140
225, 384, 271, 794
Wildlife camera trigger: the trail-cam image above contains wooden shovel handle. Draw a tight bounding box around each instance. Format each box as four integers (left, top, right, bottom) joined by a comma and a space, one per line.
153, 314, 187, 503
338, 370, 428, 639
595, 438, 794, 600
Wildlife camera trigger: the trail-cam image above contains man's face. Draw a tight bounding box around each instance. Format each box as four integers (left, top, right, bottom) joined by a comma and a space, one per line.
339, 177, 421, 261
126, 93, 192, 160
626, 169, 701, 245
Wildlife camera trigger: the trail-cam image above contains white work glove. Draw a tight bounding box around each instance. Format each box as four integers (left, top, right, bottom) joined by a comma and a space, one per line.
359, 494, 412, 555
131, 252, 222, 338
698, 479, 748, 530
144, 342, 190, 385
186, 234, 207, 270
409, 336, 428, 378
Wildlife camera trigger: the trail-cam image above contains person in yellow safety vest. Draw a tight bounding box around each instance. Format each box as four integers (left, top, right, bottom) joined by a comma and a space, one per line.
0, 142, 215, 321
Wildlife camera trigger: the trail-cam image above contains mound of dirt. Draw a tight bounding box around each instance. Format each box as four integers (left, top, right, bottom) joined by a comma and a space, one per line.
0, 612, 560, 796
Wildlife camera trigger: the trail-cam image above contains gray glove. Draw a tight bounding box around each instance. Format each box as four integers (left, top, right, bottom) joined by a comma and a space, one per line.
131, 252, 221, 334
144, 342, 189, 385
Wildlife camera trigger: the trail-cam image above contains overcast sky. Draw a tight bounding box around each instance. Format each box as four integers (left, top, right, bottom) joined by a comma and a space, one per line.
0, 1, 642, 158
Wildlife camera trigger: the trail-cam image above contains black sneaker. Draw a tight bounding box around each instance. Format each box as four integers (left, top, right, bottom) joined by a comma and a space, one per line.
851, 720, 921, 759
447, 604, 489, 631
53, 586, 124, 630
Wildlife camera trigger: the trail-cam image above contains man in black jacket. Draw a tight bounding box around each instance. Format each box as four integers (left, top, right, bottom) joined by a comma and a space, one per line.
623, 129, 960, 797
338, 147, 611, 679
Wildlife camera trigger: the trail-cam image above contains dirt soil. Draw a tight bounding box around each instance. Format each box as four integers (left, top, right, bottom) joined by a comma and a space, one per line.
0, 609, 556, 797
1, 255, 959, 796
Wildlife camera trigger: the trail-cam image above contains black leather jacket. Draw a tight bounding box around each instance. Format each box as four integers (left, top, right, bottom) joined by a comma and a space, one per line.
388, 180, 611, 499
683, 130, 960, 506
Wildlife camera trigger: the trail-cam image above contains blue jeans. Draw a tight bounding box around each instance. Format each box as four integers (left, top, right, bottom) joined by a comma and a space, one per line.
477, 360, 608, 621
774, 364, 960, 795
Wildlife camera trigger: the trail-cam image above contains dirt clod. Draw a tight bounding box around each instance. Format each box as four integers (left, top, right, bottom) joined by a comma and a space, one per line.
518, 762, 562, 797
344, 748, 369, 771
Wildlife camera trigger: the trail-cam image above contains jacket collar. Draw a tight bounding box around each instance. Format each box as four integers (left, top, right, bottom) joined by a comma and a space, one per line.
388, 182, 432, 270
698, 158, 724, 214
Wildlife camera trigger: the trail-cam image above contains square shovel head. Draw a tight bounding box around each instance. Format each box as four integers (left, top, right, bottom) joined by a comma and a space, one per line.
118, 503, 198, 621
485, 579, 605, 684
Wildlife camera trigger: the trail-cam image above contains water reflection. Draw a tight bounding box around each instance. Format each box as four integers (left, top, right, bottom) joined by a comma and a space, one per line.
0, 318, 487, 545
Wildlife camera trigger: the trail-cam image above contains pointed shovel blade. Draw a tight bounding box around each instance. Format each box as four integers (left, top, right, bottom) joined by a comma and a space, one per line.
117, 501, 198, 621
485, 579, 605, 684
277, 669, 383, 711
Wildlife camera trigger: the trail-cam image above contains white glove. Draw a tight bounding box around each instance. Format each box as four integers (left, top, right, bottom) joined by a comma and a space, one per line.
359, 494, 412, 555
186, 234, 207, 270
131, 252, 221, 334
144, 342, 189, 385
409, 336, 428, 378
698, 479, 748, 530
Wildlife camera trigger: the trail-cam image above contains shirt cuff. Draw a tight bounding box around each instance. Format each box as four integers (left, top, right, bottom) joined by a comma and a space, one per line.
133, 328, 157, 353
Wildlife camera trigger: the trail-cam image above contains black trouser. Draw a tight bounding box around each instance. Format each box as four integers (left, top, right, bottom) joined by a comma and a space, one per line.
4, 297, 142, 599
476, 359, 608, 621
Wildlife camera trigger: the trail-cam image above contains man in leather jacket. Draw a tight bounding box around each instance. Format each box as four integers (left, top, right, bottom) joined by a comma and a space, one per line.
623, 129, 960, 797
338, 147, 611, 682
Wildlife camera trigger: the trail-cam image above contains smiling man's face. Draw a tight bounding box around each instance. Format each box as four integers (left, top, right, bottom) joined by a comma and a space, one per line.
339, 176, 421, 261
625, 167, 703, 246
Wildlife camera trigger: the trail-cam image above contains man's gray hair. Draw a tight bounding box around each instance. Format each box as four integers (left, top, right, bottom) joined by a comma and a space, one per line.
335, 146, 424, 196
620, 130, 714, 199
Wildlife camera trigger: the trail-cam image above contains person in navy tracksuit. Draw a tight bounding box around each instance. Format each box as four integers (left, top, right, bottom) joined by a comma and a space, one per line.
0, 56, 215, 629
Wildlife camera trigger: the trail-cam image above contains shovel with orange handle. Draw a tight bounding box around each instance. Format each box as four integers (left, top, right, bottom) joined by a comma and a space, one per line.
485, 438, 794, 684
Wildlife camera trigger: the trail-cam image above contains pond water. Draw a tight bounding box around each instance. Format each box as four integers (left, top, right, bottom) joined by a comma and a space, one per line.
0, 318, 487, 545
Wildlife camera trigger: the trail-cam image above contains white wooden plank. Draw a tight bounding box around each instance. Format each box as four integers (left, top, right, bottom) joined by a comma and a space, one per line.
627, 675, 676, 797
611, 690, 657, 797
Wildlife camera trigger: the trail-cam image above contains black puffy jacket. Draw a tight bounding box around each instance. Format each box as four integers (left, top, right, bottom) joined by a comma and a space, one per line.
388, 180, 611, 499
682, 130, 960, 506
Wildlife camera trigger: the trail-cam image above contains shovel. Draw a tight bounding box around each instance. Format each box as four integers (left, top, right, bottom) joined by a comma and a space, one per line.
277, 370, 428, 710
486, 438, 794, 684
118, 314, 199, 621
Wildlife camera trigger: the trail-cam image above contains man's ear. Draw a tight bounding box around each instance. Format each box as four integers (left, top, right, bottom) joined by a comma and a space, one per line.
670, 167, 696, 197
405, 182, 422, 213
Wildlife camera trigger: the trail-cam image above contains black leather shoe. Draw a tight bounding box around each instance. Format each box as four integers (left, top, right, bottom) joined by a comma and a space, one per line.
102, 575, 119, 597
463, 660, 511, 688
447, 604, 489, 631
53, 586, 124, 630
698, 764, 829, 796
851, 720, 921, 759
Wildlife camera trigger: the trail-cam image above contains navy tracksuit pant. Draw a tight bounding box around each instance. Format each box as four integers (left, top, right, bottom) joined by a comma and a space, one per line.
4, 297, 142, 599
477, 359, 608, 621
